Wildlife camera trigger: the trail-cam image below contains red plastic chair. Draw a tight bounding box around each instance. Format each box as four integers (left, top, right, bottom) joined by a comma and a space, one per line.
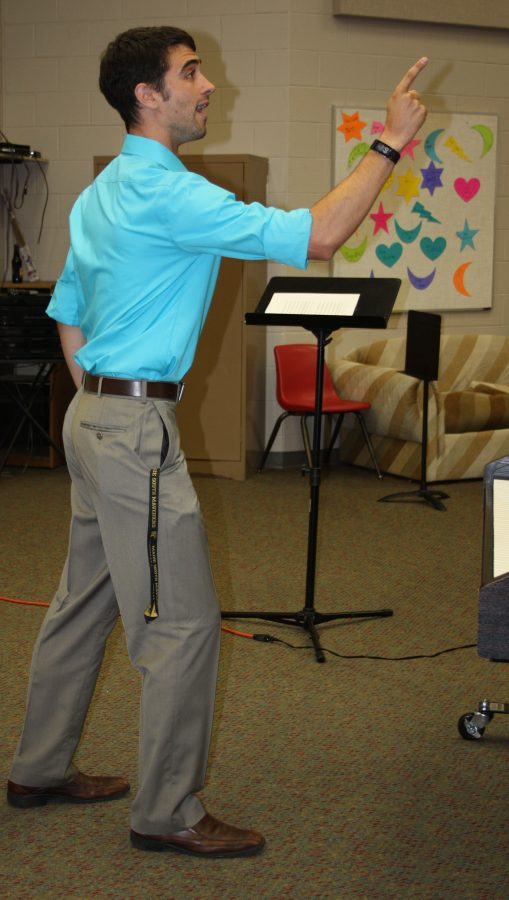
259, 344, 382, 477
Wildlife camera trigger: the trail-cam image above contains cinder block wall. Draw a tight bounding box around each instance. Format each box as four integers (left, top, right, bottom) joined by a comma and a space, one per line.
1, 0, 508, 454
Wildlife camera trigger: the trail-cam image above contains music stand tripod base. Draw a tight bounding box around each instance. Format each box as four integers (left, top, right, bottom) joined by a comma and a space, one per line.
221, 276, 400, 663
221, 607, 394, 663
379, 486, 449, 512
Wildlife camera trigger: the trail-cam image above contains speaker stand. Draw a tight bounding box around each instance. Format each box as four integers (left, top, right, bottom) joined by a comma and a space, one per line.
379, 379, 449, 511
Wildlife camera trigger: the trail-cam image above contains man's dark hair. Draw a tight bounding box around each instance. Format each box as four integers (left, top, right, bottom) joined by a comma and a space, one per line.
99, 26, 196, 130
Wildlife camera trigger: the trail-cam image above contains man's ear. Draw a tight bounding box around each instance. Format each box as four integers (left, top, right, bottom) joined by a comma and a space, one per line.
134, 82, 160, 110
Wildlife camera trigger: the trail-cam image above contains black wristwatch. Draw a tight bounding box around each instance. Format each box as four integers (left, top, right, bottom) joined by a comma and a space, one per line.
370, 139, 401, 164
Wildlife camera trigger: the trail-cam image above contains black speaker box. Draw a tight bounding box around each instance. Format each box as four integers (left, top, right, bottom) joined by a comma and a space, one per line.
404, 309, 441, 381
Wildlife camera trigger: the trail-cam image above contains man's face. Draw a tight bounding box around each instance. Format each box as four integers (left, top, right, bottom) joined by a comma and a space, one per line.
157, 44, 215, 150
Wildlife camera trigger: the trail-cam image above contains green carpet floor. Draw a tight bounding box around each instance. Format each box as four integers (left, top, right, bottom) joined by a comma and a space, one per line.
1, 464, 509, 898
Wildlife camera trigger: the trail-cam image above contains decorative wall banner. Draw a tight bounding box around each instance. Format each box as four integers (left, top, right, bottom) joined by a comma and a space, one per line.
332, 109, 497, 311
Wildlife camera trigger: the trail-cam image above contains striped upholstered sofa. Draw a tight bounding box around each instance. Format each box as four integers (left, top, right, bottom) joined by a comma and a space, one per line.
329, 333, 509, 481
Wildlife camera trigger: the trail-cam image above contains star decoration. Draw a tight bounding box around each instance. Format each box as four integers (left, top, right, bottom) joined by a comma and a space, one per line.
420, 160, 443, 196
381, 173, 394, 193
337, 111, 367, 142
396, 168, 421, 203
456, 219, 479, 251
400, 139, 421, 160
370, 201, 393, 235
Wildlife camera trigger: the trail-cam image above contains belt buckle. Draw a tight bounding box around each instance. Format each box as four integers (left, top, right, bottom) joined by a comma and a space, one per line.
177, 382, 185, 402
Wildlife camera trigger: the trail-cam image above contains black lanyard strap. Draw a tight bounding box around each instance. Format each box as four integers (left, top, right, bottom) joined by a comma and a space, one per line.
144, 466, 160, 623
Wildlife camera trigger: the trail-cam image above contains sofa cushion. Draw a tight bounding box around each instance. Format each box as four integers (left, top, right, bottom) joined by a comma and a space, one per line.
443, 390, 509, 433
436, 335, 509, 392
344, 334, 509, 393
332, 359, 424, 442
470, 381, 509, 396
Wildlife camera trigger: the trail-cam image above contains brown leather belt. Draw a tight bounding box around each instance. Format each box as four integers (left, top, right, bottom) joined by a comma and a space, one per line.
83, 373, 184, 402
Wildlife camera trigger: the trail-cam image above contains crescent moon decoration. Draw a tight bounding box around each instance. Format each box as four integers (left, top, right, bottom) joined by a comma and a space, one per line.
471, 123, 494, 158
394, 220, 422, 244
338, 235, 368, 262
453, 261, 472, 297
407, 267, 436, 290
347, 142, 370, 168
424, 128, 444, 164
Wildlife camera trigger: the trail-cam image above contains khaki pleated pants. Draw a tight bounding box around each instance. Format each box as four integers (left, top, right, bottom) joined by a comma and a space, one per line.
9, 387, 221, 834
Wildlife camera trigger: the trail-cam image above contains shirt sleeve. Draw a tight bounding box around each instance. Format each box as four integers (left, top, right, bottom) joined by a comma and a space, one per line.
166, 173, 312, 270
46, 247, 83, 326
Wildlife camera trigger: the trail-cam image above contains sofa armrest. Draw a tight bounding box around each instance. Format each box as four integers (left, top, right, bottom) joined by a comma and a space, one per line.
330, 359, 439, 443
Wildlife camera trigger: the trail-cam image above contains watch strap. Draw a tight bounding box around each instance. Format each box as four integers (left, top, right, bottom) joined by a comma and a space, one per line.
370, 139, 401, 164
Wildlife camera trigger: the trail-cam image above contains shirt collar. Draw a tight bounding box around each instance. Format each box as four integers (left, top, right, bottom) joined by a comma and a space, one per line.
121, 134, 187, 172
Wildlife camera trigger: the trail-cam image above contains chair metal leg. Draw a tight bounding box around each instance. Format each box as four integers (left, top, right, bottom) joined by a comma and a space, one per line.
325, 413, 344, 465
355, 412, 383, 479
300, 415, 313, 469
258, 411, 292, 471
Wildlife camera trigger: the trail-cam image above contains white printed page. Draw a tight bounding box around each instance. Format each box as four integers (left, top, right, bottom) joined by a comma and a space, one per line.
265, 292, 360, 317
494, 479, 509, 577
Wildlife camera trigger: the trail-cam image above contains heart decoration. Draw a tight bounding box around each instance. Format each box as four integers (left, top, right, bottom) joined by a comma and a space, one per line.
454, 178, 480, 202
420, 236, 447, 261
375, 243, 403, 268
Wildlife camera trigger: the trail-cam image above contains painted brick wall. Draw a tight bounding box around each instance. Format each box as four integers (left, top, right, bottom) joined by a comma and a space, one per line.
1, 0, 508, 454
0, 0, 292, 282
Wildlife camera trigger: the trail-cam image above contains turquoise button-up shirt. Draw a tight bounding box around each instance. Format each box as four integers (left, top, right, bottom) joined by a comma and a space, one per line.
47, 134, 312, 381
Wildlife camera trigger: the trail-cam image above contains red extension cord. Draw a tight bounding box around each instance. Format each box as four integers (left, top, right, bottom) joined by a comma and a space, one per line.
0, 594, 256, 639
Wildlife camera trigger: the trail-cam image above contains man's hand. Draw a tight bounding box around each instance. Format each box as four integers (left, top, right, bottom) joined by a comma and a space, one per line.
381, 57, 428, 152
57, 323, 85, 390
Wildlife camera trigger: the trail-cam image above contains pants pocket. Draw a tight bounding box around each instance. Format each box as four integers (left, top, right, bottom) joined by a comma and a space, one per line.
136, 400, 182, 473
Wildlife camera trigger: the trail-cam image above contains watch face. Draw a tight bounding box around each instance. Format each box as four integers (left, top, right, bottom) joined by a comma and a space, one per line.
372, 140, 399, 163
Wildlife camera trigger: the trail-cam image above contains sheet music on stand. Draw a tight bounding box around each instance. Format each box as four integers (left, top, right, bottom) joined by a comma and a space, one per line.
245, 276, 399, 331
265, 291, 359, 318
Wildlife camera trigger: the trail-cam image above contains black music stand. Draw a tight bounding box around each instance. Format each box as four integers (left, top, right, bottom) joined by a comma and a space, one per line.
379, 310, 449, 512
221, 276, 400, 662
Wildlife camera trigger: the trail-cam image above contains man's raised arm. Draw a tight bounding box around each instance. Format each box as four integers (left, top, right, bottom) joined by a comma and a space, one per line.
308, 57, 429, 261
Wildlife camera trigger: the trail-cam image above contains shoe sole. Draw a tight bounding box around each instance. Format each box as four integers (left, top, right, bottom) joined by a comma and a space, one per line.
7, 786, 130, 809
130, 830, 265, 859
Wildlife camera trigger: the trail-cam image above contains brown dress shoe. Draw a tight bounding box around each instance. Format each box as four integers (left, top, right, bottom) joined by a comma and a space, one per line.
7, 770, 130, 808
131, 813, 265, 858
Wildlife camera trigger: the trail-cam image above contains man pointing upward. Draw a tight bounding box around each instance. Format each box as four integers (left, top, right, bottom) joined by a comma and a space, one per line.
8, 26, 427, 859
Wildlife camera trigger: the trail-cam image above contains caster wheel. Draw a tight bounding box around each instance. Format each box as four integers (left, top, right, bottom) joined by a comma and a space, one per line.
457, 711, 493, 741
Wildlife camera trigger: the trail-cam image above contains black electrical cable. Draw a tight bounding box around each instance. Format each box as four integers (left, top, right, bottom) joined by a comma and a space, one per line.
0, 125, 49, 248
11, 162, 30, 209
35, 160, 49, 244
0, 595, 478, 659
262, 636, 478, 660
